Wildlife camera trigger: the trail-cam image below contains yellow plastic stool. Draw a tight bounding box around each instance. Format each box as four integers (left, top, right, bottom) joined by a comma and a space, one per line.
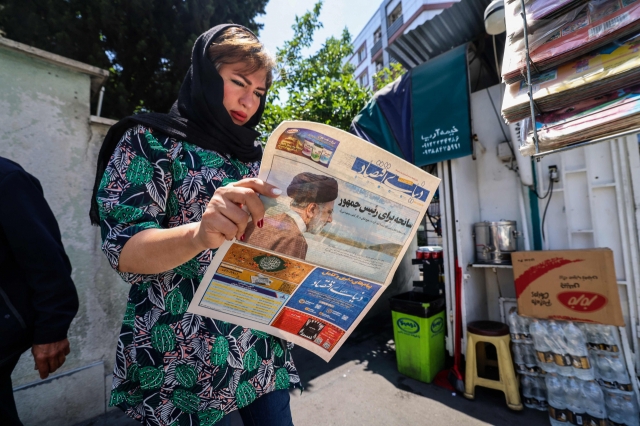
463, 320, 523, 411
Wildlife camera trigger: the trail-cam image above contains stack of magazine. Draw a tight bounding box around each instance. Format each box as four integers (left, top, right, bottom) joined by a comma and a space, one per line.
503, 0, 640, 84
520, 84, 640, 155
505, 0, 590, 40
501, 0, 640, 155
502, 32, 640, 122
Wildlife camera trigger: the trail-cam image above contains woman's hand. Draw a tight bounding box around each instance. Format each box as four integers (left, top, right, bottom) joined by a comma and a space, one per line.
119, 178, 280, 275
194, 178, 281, 250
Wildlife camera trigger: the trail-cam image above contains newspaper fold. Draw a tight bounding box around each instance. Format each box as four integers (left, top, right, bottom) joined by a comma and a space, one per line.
188, 121, 440, 361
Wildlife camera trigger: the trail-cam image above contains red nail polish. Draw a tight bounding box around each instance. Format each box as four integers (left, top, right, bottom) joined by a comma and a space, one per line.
240, 234, 245, 241
257, 219, 263, 229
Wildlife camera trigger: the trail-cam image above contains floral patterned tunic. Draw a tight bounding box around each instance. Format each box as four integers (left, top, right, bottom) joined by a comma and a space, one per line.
97, 125, 300, 426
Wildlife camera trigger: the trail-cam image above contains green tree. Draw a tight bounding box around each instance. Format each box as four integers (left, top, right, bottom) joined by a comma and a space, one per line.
258, 1, 371, 141
0, 0, 268, 119
372, 62, 406, 91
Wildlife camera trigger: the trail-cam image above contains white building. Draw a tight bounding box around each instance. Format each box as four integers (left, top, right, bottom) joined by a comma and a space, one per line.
348, 0, 460, 89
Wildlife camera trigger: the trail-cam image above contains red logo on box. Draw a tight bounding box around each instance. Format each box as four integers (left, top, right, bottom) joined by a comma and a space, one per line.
557, 292, 607, 312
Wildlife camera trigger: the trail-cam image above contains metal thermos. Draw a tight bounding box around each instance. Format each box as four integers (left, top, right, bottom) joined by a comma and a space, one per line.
473, 221, 518, 264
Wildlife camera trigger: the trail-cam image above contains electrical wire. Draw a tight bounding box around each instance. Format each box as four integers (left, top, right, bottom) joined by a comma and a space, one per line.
427, 213, 441, 236
486, 87, 519, 173
492, 36, 500, 79
473, 56, 484, 92
532, 176, 553, 200
483, 37, 556, 242
486, 88, 510, 143
492, 35, 504, 113
541, 175, 554, 242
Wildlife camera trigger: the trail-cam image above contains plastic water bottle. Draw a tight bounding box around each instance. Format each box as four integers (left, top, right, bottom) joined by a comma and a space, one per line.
596, 352, 614, 384
512, 343, 524, 372
606, 390, 640, 426
530, 319, 557, 373
546, 321, 573, 376
578, 322, 598, 349
520, 374, 547, 411
545, 374, 568, 426
518, 315, 531, 341
606, 390, 623, 424
618, 394, 640, 426
521, 375, 536, 409
533, 375, 548, 411
563, 321, 594, 380
610, 353, 631, 390
507, 308, 521, 340
522, 342, 538, 373
581, 380, 606, 424
588, 349, 598, 377
565, 377, 585, 424
585, 324, 621, 352
599, 325, 620, 352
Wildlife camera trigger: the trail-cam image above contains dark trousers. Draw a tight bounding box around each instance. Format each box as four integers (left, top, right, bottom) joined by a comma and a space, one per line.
220, 389, 294, 426
0, 353, 24, 426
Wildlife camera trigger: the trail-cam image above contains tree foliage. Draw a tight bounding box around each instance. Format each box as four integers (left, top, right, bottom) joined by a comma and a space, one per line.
258, 2, 371, 141
0, 0, 268, 119
372, 62, 406, 91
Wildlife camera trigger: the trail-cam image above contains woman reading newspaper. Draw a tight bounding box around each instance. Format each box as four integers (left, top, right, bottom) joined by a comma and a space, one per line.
90, 25, 298, 426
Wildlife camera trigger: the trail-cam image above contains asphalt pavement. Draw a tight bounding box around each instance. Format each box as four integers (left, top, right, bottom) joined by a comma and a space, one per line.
78, 311, 549, 426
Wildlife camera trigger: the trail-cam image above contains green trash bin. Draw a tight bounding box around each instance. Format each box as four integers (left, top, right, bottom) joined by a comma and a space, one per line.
390, 291, 446, 383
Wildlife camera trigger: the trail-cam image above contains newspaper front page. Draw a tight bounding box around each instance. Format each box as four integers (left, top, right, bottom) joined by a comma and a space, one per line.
188, 121, 440, 361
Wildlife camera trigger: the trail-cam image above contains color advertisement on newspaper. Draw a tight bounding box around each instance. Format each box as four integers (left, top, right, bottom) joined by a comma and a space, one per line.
187, 121, 440, 361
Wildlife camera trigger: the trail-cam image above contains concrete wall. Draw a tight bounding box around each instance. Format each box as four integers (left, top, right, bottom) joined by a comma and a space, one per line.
0, 44, 125, 425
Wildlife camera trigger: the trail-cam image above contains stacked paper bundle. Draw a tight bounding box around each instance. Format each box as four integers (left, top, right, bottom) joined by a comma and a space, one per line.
503, 0, 640, 84
501, 0, 640, 155
520, 84, 640, 155
523, 0, 590, 21
502, 32, 640, 123
506, 0, 589, 37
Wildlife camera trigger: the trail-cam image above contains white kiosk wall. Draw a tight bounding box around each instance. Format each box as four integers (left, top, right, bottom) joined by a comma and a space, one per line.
440, 84, 640, 370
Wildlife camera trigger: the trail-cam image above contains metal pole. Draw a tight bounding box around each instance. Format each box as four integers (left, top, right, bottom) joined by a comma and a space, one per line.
519, 0, 540, 157
96, 86, 105, 117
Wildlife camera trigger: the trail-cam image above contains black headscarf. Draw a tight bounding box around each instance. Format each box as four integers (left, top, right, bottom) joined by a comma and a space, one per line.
89, 24, 265, 225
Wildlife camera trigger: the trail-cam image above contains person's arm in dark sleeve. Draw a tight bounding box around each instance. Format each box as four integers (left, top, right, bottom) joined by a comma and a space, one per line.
0, 170, 79, 346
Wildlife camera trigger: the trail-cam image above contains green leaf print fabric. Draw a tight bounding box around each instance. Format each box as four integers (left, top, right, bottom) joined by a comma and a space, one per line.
97, 126, 299, 425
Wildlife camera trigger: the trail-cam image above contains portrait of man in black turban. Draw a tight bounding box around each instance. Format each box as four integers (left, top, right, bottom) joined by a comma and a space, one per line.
244, 172, 339, 260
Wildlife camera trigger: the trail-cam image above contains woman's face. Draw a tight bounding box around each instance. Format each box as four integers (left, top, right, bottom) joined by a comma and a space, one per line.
218, 62, 267, 125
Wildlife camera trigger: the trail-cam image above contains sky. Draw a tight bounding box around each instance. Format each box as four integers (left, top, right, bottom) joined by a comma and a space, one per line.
255, 0, 380, 58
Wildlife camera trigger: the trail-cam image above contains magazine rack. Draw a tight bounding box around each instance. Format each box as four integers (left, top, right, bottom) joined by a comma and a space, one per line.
517, 0, 640, 159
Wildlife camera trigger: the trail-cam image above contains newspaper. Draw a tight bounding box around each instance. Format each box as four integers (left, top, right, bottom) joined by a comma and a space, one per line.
187, 121, 440, 361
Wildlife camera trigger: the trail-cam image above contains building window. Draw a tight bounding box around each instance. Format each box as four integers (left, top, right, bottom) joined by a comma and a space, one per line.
373, 27, 382, 43
375, 58, 384, 73
358, 71, 369, 87
356, 44, 366, 64
387, 3, 402, 27
371, 26, 383, 57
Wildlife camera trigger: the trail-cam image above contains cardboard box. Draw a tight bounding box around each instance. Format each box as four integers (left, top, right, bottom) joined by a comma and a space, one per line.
512, 248, 624, 326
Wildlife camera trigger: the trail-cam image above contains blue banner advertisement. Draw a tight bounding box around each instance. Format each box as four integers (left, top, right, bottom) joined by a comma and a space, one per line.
284, 268, 382, 331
